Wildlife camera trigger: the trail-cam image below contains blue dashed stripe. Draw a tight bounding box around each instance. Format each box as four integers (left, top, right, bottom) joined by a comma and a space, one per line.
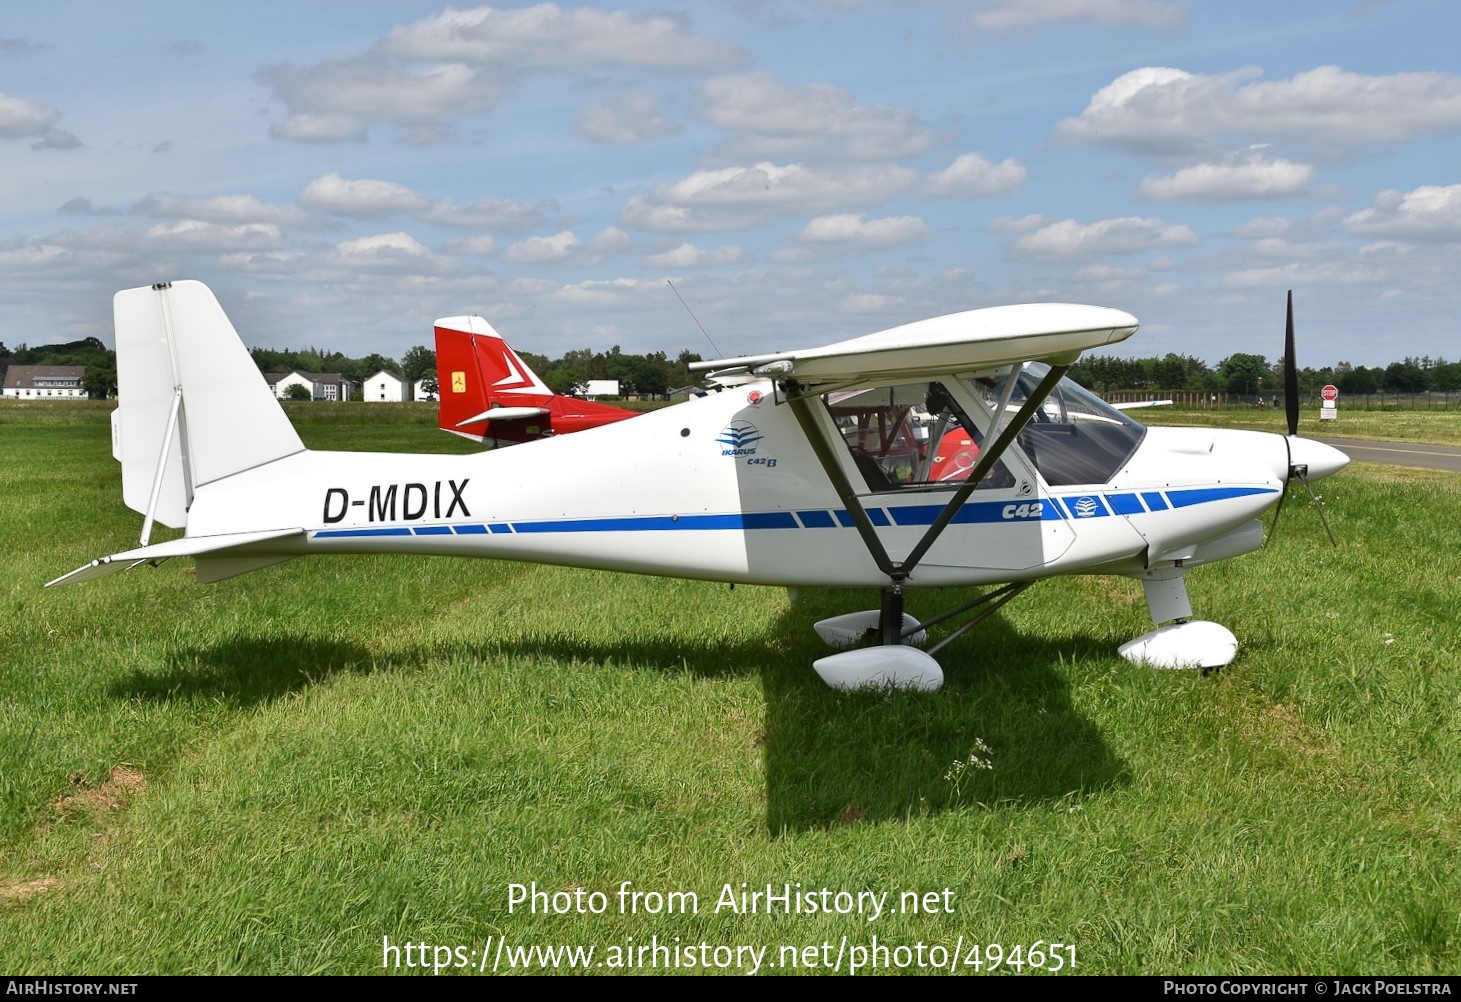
311, 488, 1274, 540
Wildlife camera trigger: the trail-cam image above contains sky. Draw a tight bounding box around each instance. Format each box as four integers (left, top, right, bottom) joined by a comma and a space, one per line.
3, 0, 1460, 367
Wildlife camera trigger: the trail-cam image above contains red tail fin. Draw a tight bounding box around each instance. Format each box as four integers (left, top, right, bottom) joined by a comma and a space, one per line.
434, 317, 638, 446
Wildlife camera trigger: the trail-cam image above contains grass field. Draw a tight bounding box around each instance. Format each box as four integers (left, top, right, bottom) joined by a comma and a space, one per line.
1, 399, 1457, 975
1138, 404, 1461, 447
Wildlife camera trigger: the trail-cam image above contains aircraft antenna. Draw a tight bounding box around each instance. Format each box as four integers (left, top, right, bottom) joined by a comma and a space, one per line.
667, 279, 722, 357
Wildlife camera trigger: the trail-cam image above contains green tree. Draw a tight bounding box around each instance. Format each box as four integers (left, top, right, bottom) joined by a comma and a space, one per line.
82, 353, 118, 398
284, 383, 313, 401
1218, 353, 1269, 396
401, 345, 436, 383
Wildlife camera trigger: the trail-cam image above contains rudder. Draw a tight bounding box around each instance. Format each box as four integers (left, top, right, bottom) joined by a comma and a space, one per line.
114, 281, 304, 532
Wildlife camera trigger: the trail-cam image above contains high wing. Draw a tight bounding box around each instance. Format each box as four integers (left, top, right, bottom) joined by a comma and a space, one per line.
715, 303, 1140, 623
691, 303, 1138, 384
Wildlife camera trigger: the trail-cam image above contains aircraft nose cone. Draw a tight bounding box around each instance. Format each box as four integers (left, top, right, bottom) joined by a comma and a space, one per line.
1287, 436, 1349, 481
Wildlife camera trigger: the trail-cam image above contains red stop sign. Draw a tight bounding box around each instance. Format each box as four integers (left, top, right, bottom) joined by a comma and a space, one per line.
1321, 384, 1339, 401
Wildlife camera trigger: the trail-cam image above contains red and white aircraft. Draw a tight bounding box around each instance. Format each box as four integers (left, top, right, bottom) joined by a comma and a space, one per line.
434, 317, 637, 447
52, 282, 1346, 692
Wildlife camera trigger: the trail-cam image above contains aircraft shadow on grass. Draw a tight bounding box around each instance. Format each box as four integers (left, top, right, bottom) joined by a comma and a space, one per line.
108, 634, 378, 709
109, 583, 1128, 833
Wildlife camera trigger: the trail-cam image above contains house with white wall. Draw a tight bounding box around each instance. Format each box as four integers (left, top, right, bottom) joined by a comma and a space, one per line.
265, 371, 354, 402
2, 365, 87, 399
364, 370, 408, 402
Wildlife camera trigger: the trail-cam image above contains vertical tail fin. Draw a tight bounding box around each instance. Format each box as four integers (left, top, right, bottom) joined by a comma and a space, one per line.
114, 281, 304, 533
435, 317, 553, 443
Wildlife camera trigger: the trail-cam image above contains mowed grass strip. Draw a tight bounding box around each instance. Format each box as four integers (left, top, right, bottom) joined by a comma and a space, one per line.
1139, 404, 1461, 446
0, 401, 1457, 974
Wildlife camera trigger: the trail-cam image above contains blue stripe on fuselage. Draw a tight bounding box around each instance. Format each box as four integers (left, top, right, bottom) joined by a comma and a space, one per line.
310, 487, 1273, 539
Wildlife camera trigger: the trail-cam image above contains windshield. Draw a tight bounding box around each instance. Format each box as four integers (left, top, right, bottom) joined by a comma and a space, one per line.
964, 362, 1145, 487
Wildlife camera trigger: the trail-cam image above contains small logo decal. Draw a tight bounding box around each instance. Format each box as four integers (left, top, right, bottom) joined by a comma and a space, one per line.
717, 421, 763, 457
451, 371, 466, 394
1073, 497, 1099, 518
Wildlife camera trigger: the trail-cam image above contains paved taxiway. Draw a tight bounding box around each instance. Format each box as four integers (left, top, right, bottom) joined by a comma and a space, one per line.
1316, 437, 1461, 473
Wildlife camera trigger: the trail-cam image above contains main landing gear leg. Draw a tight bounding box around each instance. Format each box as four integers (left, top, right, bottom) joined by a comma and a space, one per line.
880, 586, 904, 646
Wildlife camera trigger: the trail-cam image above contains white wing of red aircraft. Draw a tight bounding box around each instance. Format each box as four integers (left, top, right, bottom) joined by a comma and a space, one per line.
50, 281, 1347, 692
434, 317, 638, 447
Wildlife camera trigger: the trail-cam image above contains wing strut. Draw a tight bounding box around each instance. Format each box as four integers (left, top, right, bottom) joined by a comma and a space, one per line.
783, 362, 1069, 650
899, 362, 1067, 574
786, 393, 899, 578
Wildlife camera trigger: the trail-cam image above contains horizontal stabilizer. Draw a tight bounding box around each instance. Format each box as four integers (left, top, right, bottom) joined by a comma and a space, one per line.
458, 406, 549, 426
47, 528, 303, 587
692, 303, 1138, 385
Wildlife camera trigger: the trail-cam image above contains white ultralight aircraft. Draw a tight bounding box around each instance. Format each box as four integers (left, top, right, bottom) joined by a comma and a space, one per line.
51, 281, 1347, 692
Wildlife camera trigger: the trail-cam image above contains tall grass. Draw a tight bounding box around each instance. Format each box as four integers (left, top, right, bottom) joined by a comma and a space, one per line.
0, 401, 1456, 974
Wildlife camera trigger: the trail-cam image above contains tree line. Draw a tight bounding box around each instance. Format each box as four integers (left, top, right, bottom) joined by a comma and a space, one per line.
5, 336, 1457, 401
1067, 352, 1461, 397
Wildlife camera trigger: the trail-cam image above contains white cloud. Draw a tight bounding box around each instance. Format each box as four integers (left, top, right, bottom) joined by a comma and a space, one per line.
500, 227, 629, 264
134, 192, 310, 225
1009, 216, 1197, 259
575, 92, 680, 145
923, 153, 1028, 196
586, 226, 631, 253
504, 230, 581, 263
621, 162, 917, 233
1234, 217, 1292, 239
335, 231, 434, 263
642, 242, 742, 267
300, 173, 430, 216
144, 220, 283, 252
798, 213, 928, 249
216, 251, 307, 274
1138, 158, 1314, 201
270, 114, 370, 143
619, 197, 748, 233
1224, 260, 1385, 288
0, 242, 70, 269
1057, 65, 1461, 155
0, 91, 79, 148
509, 277, 560, 296
1072, 264, 1141, 282
261, 56, 505, 143
967, 0, 1186, 31
552, 277, 660, 306
58, 197, 118, 216
1344, 185, 1461, 240
990, 213, 1052, 233
697, 71, 931, 161
382, 4, 743, 72
443, 235, 497, 255
659, 161, 916, 211
0, 91, 59, 137
422, 195, 553, 232
836, 292, 904, 313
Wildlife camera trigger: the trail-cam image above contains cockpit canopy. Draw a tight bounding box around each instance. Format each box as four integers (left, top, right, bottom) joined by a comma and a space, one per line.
822, 361, 1146, 492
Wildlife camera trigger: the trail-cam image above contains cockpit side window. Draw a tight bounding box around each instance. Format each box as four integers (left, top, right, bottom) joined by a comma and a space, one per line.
822, 381, 1015, 493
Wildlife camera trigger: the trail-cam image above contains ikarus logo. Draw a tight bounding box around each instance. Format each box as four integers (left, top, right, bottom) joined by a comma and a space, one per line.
1072, 496, 1100, 518
716, 421, 763, 457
